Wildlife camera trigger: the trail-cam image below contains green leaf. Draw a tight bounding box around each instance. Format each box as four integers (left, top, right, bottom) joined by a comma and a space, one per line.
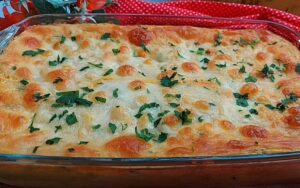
33, 93, 50, 102
54, 90, 93, 107
265, 104, 276, 110
100, 33, 111, 40
108, 123, 117, 134
233, 93, 249, 107
22, 49, 45, 57
49, 55, 67, 66
198, 116, 204, 123
156, 132, 168, 143
20, 79, 29, 86
79, 66, 89, 71
249, 109, 258, 115
88, 62, 103, 69
296, 63, 300, 74
95, 97, 106, 103
71, 36, 76, 41
60, 35, 66, 44
28, 113, 40, 133
92, 124, 101, 130
261, 64, 275, 82
49, 114, 57, 123
164, 94, 181, 99
160, 72, 178, 88
174, 109, 192, 125
32, 146, 39, 154
135, 102, 160, 118
239, 65, 246, 73
81, 87, 94, 93
54, 125, 62, 133
214, 32, 222, 46
135, 127, 154, 142
58, 110, 68, 119
79, 141, 89, 145
208, 77, 221, 86
45, 137, 61, 145
103, 69, 113, 76
169, 103, 180, 108
66, 112, 78, 125
113, 88, 119, 98
112, 48, 120, 55
216, 63, 227, 68
53, 77, 63, 84
141, 43, 150, 53
245, 75, 257, 83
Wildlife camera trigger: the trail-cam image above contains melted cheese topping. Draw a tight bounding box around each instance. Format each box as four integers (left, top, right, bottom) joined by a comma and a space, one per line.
0, 24, 300, 157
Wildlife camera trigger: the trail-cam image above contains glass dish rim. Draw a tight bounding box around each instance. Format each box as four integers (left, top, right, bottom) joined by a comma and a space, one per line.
1, 13, 300, 164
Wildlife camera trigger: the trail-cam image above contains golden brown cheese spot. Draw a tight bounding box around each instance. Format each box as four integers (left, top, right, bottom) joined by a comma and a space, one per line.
128, 28, 153, 46
228, 68, 243, 80
163, 114, 180, 128
137, 50, 147, 58
181, 62, 200, 73
105, 135, 150, 157
80, 40, 90, 49
226, 140, 252, 149
16, 67, 32, 80
219, 120, 235, 130
277, 77, 300, 97
166, 147, 193, 156
117, 65, 136, 77
193, 100, 210, 112
288, 107, 300, 115
46, 68, 75, 90
137, 95, 149, 104
256, 52, 267, 62
214, 54, 232, 61
0, 91, 19, 106
240, 125, 269, 138
64, 145, 100, 157
144, 59, 152, 65
0, 111, 27, 133
176, 26, 199, 40
23, 83, 43, 109
119, 45, 129, 54
240, 83, 258, 98
284, 115, 300, 129
111, 106, 132, 124
23, 37, 41, 49
128, 80, 145, 90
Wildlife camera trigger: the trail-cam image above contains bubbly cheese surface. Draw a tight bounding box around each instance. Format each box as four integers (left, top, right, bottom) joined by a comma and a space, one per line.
0, 24, 300, 157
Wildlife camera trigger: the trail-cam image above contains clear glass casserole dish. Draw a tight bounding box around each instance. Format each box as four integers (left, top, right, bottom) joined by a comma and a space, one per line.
0, 13, 300, 187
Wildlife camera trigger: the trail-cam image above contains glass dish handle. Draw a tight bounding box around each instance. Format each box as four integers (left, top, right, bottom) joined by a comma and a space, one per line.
0, 25, 20, 54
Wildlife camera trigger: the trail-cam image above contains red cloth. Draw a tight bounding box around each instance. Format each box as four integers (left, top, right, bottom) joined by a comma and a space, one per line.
106, 0, 300, 33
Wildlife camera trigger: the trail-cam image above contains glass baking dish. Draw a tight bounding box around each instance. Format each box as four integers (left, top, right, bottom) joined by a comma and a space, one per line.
0, 13, 300, 187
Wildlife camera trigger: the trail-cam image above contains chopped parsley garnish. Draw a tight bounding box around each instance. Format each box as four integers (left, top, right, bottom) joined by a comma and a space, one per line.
190, 48, 205, 55
160, 72, 178, 88
20, 79, 29, 86
244, 114, 251, 118
174, 109, 192, 125
135, 127, 154, 142
198, 116, 204, 123
239, 38, 260, 49
71, 36, 76, 41
200, 57, 210, 64
216, 63, 227, 68
79, 66, 89, 71
265, 104, 276, 110
79, 56, 83, 60
261, 64, 275, 82
54, 90, 93, 107
32, 146, 39, 154
88, 62, 103, 69
53, 77, 63, 84
49, 55, 67, 66
156, 132, 168, 143
296, 63, 300, 74
239, 65, 246, 73
245, 75, 257, 83
95, 97, 106, 103
249, 109, 258, 115
112, 48, 120, 55
100, 33, 111, 40
135, 102, 160, 118
33, 93, 50, 102
58, 110, 68, 119
66, 112, 78, 125
108, 123, 117, 134
214, 32, 222, 46
60, 35, 66, 44
177, 51, 185, 59
121, 123, 128, 131
79, 141, 89, 145
233, 93, 249, 107
276, 93, 299, 112
168, 42, 175, 47
22, 49, 45, 57
54, 125, 62, 133
209, 102, 216, 106
147, 113, 154, 122
208, 77, 221, 86
49, 114, 57, 123
81, 87, 94, 93
92, 124, 101, 130
12, 66, 17, 70
103, 69, 113, 76
46, 137, 61, 145
141, 42, 150, 52
28, 113, 39, 133
113, 88, 119, 98
169, 103, 180, 108
164, 93, 181, 99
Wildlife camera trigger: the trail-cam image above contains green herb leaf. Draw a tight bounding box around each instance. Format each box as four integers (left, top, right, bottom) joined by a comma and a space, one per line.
160, 72, 178, 88
49, 55, 67, 66
113, 88, 119, 98
141, 42, 150, 53
22, 49, 45, 57
81, 87, 94, 93
28, 113, 39, 133
46, 137, 61, 145
239, 38, 260, 49
92, 124, 101, 130
66, 112, 78, 125
33, 93, 50, 102
79, 141, 89, 145
88, 62, 103, 69
58, 110, 68, 119
32, 146, 39, 154
68, 148, 75, 152
190, 48, 205, 55
112, 48, 120, 55
54, 125, 62, 133
95, 96, 106, 103
198, 116, 204, 123
79, 66, 89, 71
214, 32, 222, 46
49, 114, 57, 123
164, 94, 181, 99
261, 64, 275, 82
265, 104, 276, 110
216, 63, 227, 68
135, 127, 154, 142
156, 132, 168, 143
177, 51, 185, 59
20, 79, 29, 86
60, 36, 66, 44
53, 77, 63, 84
239, 65, 246, 73
100, 33, 111, 40
71, 36, 76, 41
233, 93, 249, 107
103, 69, 113, 76
245, 75, 257, 83
249, 109, 258, 115
121, 123, 128, 131
108, 123, 117, 134
208, 77, 221, 86
54, 90, 93, 107
296, 63, 300, 74
174, 109, 192, 125
135, 102, 160, 118
169, 103, 180, 108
